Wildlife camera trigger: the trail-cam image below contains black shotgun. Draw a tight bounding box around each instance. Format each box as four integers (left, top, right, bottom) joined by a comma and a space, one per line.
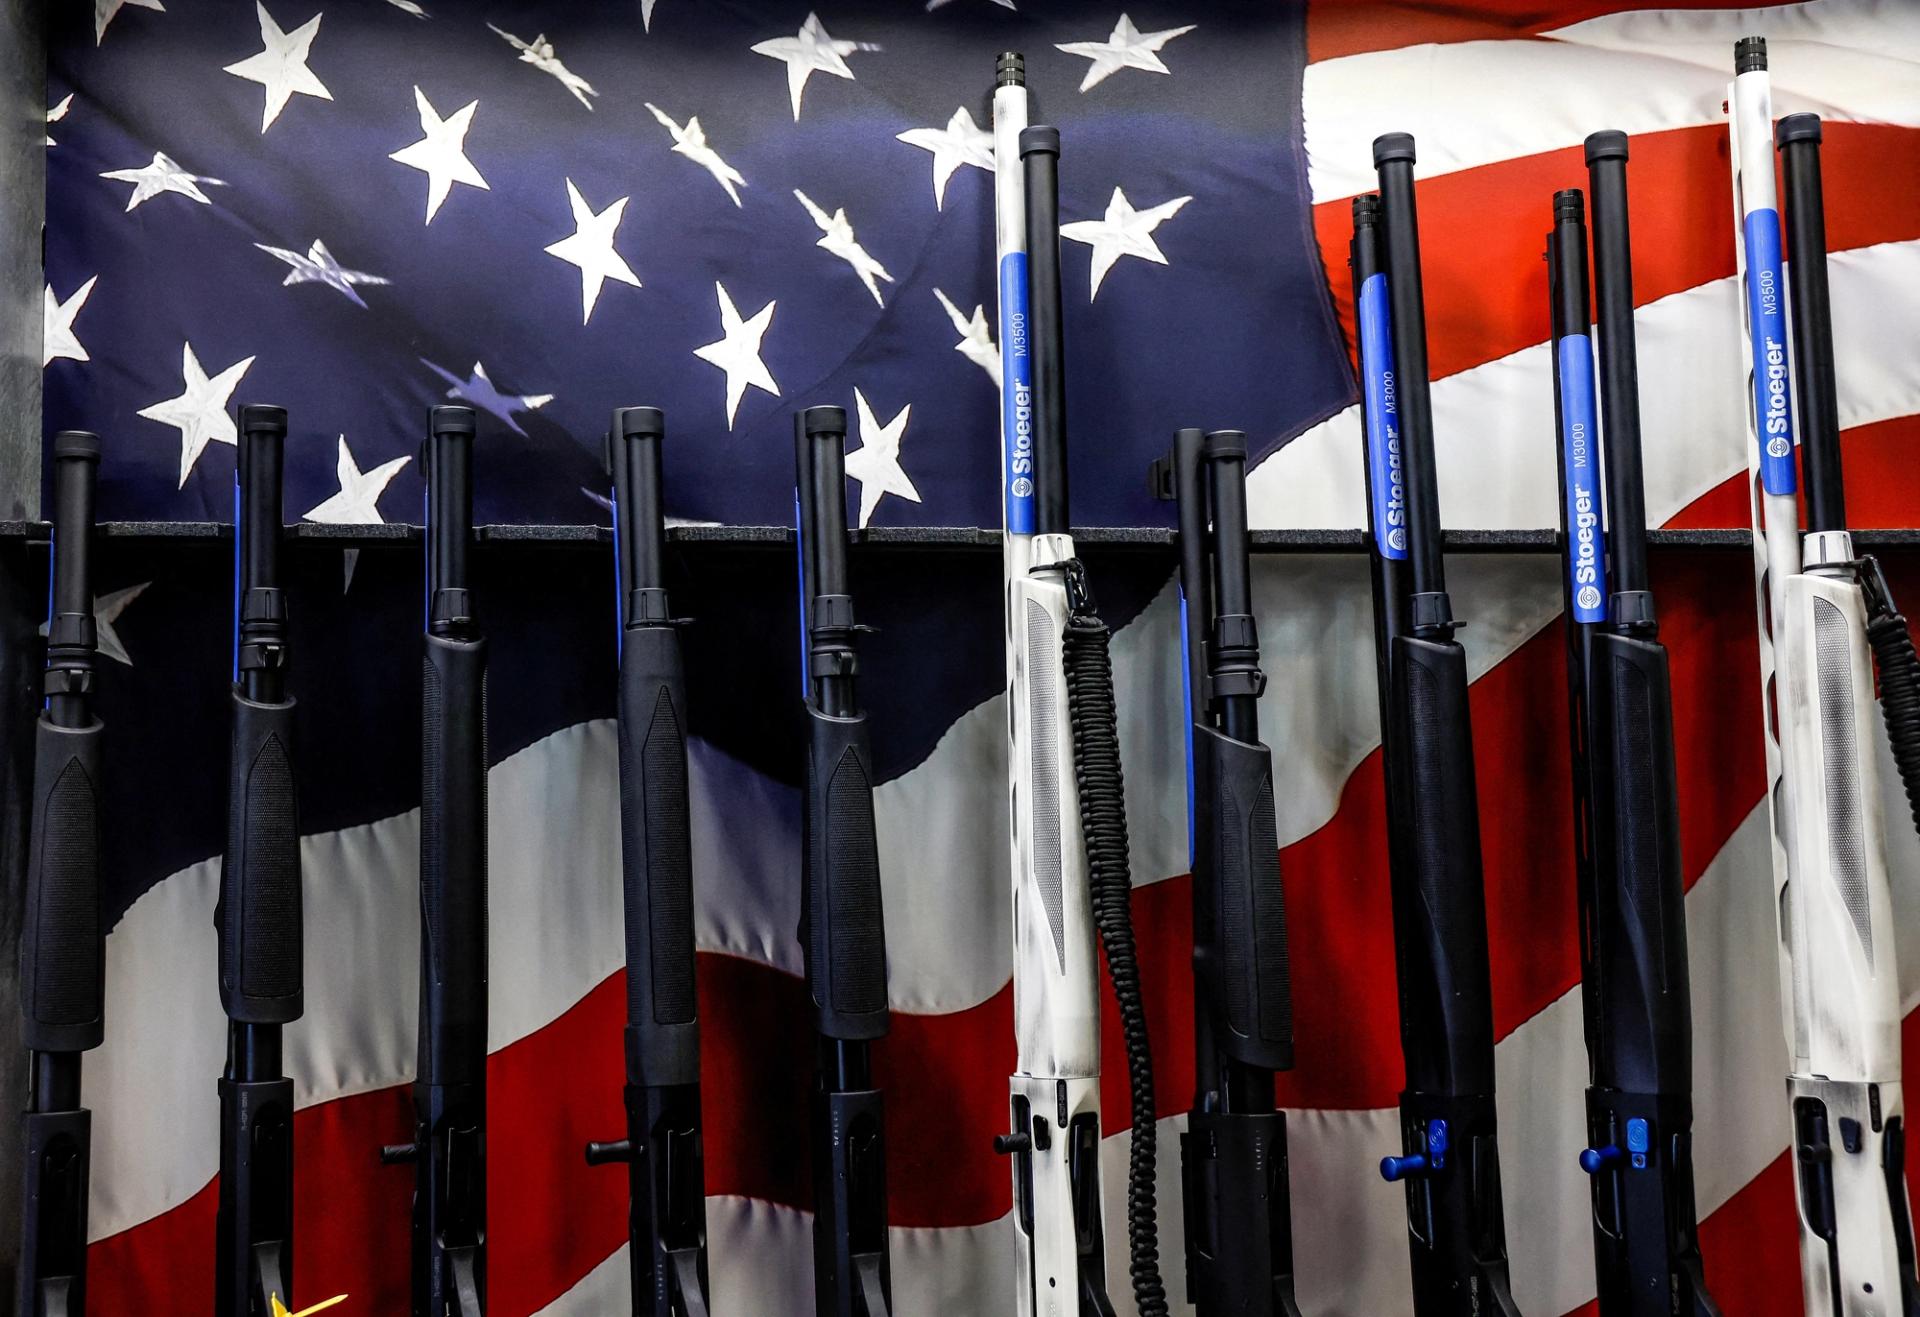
1551, 142, 1721, 1317
17, 431, 105, 1317
217, 405, 305, 1317
584, 407, 713, 1317
1152, 427, 1305, 1317
793, 405, 893, 1317
1362, 134, 1524, 1317
382, 405, 488, 1317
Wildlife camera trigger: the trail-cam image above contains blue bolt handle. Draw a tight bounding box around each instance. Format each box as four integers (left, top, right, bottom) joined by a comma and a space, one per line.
1380, 1153, 1428, 1183
1579, 1144, 1623, 1175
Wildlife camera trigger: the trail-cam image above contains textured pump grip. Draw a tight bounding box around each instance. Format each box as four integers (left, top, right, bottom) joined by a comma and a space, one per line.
422, 633, 490, 1086
1390, 635, 1497, 1095
1194, 723, 1294, 1072
801, 705, 890, 1041
617, 625, 700, 1087
22, 716, 105, 1052
219, 692, 303, 1023
1591, 630, 1693, 1093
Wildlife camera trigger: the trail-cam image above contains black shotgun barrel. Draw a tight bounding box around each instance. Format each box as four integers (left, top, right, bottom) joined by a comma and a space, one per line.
1159, 426, 1303, 1317
1777, 113, 1845, 533
1561, 141, 1717, 1317
794, 405, 892, 1317
1020, 125, 1068, 538
585, 406, 713, 1317
1368, 134, 1522, 1317
217, 404, 303, 1317
385, 404, 489, 1317
19, 431, 104, 1317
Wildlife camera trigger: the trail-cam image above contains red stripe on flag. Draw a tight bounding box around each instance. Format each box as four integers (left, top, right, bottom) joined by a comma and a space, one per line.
1671, 416, 1920, 530
1314, 124, 1920, 384
1307, 0, 1804, 67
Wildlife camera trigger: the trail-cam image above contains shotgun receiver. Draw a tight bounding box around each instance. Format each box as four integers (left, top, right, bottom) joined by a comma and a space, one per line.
1152, 427, 1305, 1317
383, 405, 488, 1317
1549, 146, 1720, 1316
1728, 37, 1920, 1314
792, 404, 893, 1317
1354, 137, 1524, 1317
17, 431, 105, 1317
992, 53, 1167, 1317
217, 405, 305, 1317
584, 407, 712, 1317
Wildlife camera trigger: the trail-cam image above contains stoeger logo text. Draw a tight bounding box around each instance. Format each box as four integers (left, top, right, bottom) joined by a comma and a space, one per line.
1757, 268, 1790, 440
1009, 382, 1034, 480
1569, 420, 1600, 585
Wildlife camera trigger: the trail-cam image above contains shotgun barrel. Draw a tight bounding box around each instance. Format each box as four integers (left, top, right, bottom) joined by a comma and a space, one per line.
216, 404, 304, 1317
1554, 145, 1719, 1315
1729, 38, 1920, 1308
1154, 425, 1305, 1317
383, 405, 489, 1317
1365, 133, 1524, 1317
18, 430, 105, 1317
793, 404, 893, 1317
584, 407, 712, 1317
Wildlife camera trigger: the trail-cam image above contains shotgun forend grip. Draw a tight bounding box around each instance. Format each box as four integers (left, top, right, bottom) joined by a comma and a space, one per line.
1589, 630, 1692, 1094
422, 632, 489, 1086
22, 716, 105, 1053
1390, 634, 1497, 1096
801, 704, 890, 1042
617, 625, 700, 1088
1193, 723, 1294, 1072
218, 691, 303, 1025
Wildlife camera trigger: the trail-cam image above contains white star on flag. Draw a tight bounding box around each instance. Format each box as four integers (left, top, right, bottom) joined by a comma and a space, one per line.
794, 190, 893, 307
544, 179, 641, 323
255, 239, 391, 308
44, 278, 97, 368
304, 436, 409, 523
641, 0, 658, 29
137, 343, 255, 487
46, 95, 73, 147
933, 288, 999, 386
389, 87, 488, 224
385, 0, 426, 14
1056, 14, 1196, 92
1061, 187, 1192, 299
645, 103, 746, 208
223, 2, 333, 133
896, 107, 993, 210
488, 25, 599, 111
421, 360, 552, 436
42, 583, 149, 666
751, 12, 880, 121
693, 283, 779, 429
99, 152, 227, 212
94, 0, 163, 45
845, 389, 921, 528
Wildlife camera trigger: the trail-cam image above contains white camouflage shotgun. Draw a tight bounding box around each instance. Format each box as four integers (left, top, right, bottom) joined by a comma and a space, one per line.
1728, 35, 1920, 1317
991, 51, 1168, 1317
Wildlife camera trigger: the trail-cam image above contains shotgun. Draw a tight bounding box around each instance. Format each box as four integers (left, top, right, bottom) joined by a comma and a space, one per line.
792, 404, 893, 1317
991, 53, 1167, 1317
1151, 427, 1305, 1317
1728, 37, 1920, 1312
217, 404, 305, 1317
1550, 147, 1720, 1315
382, 405, 488, 1317
584, 407, 712, 1317
17, 430, 104, 1317
1357, 137, 1524, 1317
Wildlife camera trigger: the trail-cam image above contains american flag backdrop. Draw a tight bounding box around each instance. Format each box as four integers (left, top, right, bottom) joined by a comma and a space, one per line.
29, 0, 1920, 1313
